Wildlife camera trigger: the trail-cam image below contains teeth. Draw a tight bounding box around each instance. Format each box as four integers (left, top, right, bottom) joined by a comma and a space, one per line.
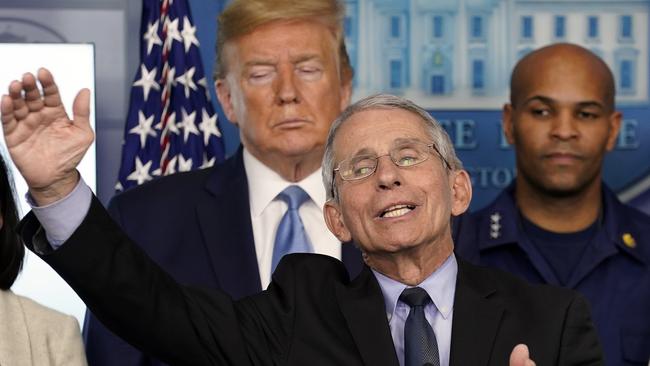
382, 204, 414, 218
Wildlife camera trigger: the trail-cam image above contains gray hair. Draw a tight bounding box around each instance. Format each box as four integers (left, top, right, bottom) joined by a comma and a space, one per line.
322, 94, 462, 201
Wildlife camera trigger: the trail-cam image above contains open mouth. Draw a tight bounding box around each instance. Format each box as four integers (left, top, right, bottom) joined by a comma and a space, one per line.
380, 204, 416, 218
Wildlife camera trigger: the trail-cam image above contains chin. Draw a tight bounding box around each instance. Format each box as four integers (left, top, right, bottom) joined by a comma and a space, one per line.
280, 140, 323, 157
377, 237, 421, 253
537, 179, 591, 198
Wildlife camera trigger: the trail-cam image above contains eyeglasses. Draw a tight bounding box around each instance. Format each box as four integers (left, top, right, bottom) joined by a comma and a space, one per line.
333, 140, 451, 182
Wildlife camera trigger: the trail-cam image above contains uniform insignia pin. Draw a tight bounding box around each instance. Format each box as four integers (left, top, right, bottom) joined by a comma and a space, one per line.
622, 233, 636, 248
490, 212, 501, 239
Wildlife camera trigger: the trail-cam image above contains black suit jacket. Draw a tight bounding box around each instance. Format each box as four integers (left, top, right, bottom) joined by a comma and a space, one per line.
83, 148, 363, 365
22, 197, 603, 365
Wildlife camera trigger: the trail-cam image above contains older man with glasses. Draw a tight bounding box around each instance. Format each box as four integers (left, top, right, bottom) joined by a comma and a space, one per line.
2, 75, 602, 365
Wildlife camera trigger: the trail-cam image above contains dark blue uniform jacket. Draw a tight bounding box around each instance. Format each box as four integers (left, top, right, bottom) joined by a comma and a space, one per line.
454, 183, 650, 365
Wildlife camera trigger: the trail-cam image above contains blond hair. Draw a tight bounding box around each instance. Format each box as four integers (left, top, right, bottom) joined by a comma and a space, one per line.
215, 0, 353, 83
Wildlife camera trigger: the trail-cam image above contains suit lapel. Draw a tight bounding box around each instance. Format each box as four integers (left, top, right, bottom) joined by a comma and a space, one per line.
196, 149, 262, 299
336, 266, 400, 366
450, 259, 504, 366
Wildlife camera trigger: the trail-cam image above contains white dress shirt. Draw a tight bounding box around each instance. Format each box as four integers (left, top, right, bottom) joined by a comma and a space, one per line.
243, 149, 341, 288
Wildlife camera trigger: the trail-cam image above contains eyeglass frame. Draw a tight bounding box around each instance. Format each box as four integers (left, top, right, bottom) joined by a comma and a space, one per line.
330, 141, 452, 199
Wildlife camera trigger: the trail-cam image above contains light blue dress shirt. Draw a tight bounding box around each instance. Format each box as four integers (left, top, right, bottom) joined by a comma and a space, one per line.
29, 177, 92, 249
372, 254, 457, 366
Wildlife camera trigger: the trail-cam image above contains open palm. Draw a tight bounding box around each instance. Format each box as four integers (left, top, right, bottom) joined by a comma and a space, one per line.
1, 68, 94, 204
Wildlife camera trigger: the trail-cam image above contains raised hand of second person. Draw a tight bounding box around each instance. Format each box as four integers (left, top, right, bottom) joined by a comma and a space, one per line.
0, 68, 94, 206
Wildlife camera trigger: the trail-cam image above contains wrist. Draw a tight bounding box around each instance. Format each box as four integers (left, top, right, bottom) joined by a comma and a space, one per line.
28, 171, 80, 206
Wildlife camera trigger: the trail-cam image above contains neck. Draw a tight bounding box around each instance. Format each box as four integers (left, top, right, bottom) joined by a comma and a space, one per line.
515, 178, 602, 233
249, 148, 323, 182
366, 237, 454, 286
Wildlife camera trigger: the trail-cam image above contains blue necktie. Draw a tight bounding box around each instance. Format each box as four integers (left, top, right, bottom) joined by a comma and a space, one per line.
271, 185, 313, 273
400, 287, 440, 366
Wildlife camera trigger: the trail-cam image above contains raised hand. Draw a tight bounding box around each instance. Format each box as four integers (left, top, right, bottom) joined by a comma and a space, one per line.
1, 68, 94, 206
509, 344, 536, 366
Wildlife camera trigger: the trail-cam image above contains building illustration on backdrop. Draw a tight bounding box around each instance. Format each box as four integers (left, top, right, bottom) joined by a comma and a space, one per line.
344, 0, 649, 109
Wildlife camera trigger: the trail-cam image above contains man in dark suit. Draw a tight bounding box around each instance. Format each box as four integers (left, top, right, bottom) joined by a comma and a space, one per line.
3, 72, 601, 364
82, 0, 360, 364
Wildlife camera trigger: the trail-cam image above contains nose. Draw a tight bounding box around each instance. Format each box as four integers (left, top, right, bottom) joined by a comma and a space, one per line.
550, 110, 579, 140
374, 155, 401, 190
275, 65, 299, 104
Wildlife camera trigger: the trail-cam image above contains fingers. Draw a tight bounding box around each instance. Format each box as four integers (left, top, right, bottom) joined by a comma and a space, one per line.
37, 68, 63, 108
23, 72, 45, 112
1, 94, 17, 133
73, 88, 91, 127
5, 71, 43, 124
7, 79, 29, 122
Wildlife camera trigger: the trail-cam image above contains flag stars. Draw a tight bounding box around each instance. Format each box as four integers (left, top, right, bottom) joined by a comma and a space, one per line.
118, 5, 225, 192
133, 64, 160, 101
179, 107, 199, 142
178, 155, 193, 172
156, 111, 181, 137
129, 111, 157, 148
181, 16, 200, 52
164, 17, 183, 51
143, 20, 162, 55
126, 157, 154, 185
200, 153, 216, 169
197, 77, 211, 100
165, 155, 178, 175
175, 67, 197, 98
198, 109, 221, 145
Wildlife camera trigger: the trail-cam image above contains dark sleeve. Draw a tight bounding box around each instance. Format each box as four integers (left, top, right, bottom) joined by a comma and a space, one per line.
557, 294, 604, 365
81, 196, 156, 366
19, 196, 254, 366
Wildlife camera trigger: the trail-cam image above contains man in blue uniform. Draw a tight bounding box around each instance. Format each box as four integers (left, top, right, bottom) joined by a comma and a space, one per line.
454, 43, 650, 365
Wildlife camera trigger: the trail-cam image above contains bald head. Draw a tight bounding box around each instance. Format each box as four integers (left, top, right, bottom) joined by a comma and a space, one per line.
510, 43, 616, 112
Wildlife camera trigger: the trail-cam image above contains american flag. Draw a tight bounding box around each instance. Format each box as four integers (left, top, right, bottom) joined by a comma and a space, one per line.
116, 0, 225, 192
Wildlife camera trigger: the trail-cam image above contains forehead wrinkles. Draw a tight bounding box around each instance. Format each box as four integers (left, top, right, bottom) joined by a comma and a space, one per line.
333, 111, 430, 161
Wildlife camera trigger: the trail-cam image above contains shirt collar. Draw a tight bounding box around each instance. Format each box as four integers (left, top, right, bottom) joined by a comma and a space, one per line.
243, 148, 326, 217
372, 253, 457, 322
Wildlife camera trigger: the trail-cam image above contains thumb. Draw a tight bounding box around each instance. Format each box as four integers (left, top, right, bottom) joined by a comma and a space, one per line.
72, 88, 91, 125
509, 344, 535, 366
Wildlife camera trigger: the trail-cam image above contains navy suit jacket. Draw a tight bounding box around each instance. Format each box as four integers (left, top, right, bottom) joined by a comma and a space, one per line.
21, 197, 603, 366
83, 148, 363, 365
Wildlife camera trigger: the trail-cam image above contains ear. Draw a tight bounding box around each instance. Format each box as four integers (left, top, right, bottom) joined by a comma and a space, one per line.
215, 78, 238, 126
502, 103, 516, 145
604, 110, 622, 152
324, 200, 352, 242
449, 169, 472, 217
